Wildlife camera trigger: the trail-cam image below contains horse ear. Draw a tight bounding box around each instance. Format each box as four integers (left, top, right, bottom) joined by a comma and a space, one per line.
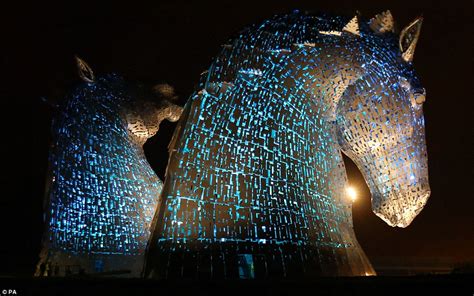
75, 55, 95, 83
343, 15, 360, 36
399, 16, 423, 62
369, 10, 395, 33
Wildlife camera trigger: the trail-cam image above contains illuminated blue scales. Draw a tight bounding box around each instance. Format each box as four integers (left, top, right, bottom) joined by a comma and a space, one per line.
36, 10, 430, 279
145, 11, 430, 278
36, 61, 182, 277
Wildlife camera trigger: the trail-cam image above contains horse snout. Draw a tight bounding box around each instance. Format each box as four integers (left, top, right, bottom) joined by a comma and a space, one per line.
372, 190, 430, 228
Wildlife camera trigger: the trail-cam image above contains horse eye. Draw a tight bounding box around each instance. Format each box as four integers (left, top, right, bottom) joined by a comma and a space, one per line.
399, 77, 410, 90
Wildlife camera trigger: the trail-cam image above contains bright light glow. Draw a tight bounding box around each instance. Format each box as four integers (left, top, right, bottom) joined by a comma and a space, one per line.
346, 186, 357, 202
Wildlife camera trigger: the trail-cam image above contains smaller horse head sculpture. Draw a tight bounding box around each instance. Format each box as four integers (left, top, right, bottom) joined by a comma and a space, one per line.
37, 57, 182, 277
334, 14, 430, 227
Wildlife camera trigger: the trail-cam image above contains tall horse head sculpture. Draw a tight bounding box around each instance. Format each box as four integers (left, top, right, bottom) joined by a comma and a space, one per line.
36, 57, 182, 277
145, 10, 430, 278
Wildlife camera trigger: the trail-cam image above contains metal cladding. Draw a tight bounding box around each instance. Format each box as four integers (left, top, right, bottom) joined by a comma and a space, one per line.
36, 10, 429, 279
145, 11, 429, 279
36, 71, 182, 277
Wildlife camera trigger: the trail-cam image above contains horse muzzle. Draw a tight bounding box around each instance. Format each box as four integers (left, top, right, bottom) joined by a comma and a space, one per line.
371, 187, 431, 228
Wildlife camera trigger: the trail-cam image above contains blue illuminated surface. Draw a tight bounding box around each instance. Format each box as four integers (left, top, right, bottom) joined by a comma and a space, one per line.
36, 10, 430, 279
38, 75, 163, 276
145, 11, 429, 278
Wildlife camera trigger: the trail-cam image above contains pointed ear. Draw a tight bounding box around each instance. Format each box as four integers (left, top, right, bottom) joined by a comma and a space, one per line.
343, 15, 360, 36
369, 10, 395, 33
399, 16, 423, 62
75, 55, 95, 83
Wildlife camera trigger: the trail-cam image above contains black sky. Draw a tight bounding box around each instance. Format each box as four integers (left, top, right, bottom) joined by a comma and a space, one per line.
2, 0, 473, 276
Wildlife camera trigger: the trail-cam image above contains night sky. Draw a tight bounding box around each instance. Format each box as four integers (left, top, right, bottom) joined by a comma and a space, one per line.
2, 0, 472, 276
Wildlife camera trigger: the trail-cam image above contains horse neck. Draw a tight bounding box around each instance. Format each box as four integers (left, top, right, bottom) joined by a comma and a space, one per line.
269, 43, 363, 121
257, 46, 361, 217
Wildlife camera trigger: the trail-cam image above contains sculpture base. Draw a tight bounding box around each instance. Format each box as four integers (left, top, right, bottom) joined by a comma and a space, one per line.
35, 250, 145, 278
145, 240, 375, 279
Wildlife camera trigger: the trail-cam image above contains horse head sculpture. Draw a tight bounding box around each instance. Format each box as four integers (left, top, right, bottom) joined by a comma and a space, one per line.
37, 10, 430, 279
145, 10, 430, 278
36, 57, 182, 277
